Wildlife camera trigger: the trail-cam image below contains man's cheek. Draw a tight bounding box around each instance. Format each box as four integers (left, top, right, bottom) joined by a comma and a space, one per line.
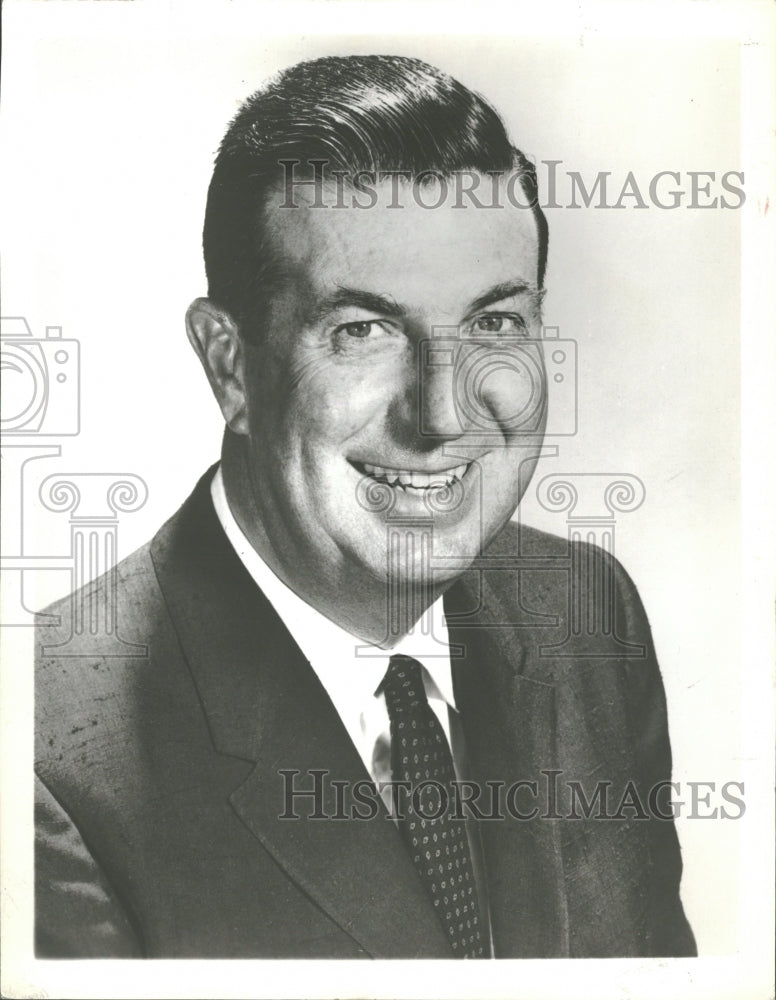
301, 381, 387, 438
477, 364, 545, 435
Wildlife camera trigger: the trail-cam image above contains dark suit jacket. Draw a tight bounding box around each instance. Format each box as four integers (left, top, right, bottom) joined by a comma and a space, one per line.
34, 469, 696, 958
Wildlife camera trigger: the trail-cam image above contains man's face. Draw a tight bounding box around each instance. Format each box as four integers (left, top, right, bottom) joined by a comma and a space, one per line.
235, 176, 546, 590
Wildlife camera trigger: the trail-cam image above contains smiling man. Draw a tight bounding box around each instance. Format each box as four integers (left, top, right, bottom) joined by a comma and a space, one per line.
35, 55, 695, 959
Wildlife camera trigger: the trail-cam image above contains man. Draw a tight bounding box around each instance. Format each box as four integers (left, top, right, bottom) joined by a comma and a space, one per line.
34, 55, 695, 958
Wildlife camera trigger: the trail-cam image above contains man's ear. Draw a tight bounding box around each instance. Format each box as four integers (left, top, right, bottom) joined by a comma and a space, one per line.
186, 298, 249, 435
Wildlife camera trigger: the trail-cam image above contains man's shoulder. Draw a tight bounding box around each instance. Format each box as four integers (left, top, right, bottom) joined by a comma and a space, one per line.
35, 538, 158, 763
33, 477, 212, 772
36, 531, 163, 658
484, 516, 631, 578
475, 516, 650, 642
36, 465, 217, 649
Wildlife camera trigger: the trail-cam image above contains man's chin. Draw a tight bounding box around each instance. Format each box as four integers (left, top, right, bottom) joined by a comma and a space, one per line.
365, 535, 482, 587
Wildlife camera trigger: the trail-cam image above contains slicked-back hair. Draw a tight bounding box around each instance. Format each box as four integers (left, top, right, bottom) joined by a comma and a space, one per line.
203, 55, 548, 341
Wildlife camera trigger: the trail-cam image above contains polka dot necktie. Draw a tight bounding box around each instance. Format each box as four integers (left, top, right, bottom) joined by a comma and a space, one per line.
380, 654, 485, 958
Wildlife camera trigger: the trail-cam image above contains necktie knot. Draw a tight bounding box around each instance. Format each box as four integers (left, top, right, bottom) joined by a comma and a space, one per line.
380, 654, 426, 712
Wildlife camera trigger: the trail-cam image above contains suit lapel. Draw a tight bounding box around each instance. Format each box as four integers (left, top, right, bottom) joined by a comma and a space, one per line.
150, 472, 451, 958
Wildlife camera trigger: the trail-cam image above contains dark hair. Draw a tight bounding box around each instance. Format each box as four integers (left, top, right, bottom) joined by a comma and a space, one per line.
203, 55, 548, 339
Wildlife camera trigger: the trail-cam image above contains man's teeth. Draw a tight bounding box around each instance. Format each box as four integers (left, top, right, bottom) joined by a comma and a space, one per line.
361, 462, 468, 489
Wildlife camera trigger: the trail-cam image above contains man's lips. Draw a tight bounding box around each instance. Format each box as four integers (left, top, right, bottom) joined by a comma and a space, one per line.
350, 460, 471, 491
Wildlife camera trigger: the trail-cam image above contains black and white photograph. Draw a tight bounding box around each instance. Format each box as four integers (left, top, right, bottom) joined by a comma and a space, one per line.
1, 2, 773, 998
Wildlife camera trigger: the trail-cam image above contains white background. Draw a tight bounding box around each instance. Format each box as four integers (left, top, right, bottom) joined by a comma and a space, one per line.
1, 2, 773, 998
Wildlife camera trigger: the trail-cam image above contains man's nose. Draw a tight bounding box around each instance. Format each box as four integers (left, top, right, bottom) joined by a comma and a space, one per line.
417, 358, 465, 441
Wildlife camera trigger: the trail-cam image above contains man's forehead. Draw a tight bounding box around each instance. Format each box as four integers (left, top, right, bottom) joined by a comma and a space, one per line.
262, 173, 541, 307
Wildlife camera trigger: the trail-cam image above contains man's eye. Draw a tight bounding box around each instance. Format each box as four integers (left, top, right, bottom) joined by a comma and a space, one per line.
339, 321, 377, 339
470, 314, 526, 335
330, 318, 402, 357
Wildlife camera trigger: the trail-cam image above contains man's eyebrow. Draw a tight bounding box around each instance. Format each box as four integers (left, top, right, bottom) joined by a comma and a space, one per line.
310, 281, 543, 323
467, 281, 542, 314
312, 287, 406, 320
